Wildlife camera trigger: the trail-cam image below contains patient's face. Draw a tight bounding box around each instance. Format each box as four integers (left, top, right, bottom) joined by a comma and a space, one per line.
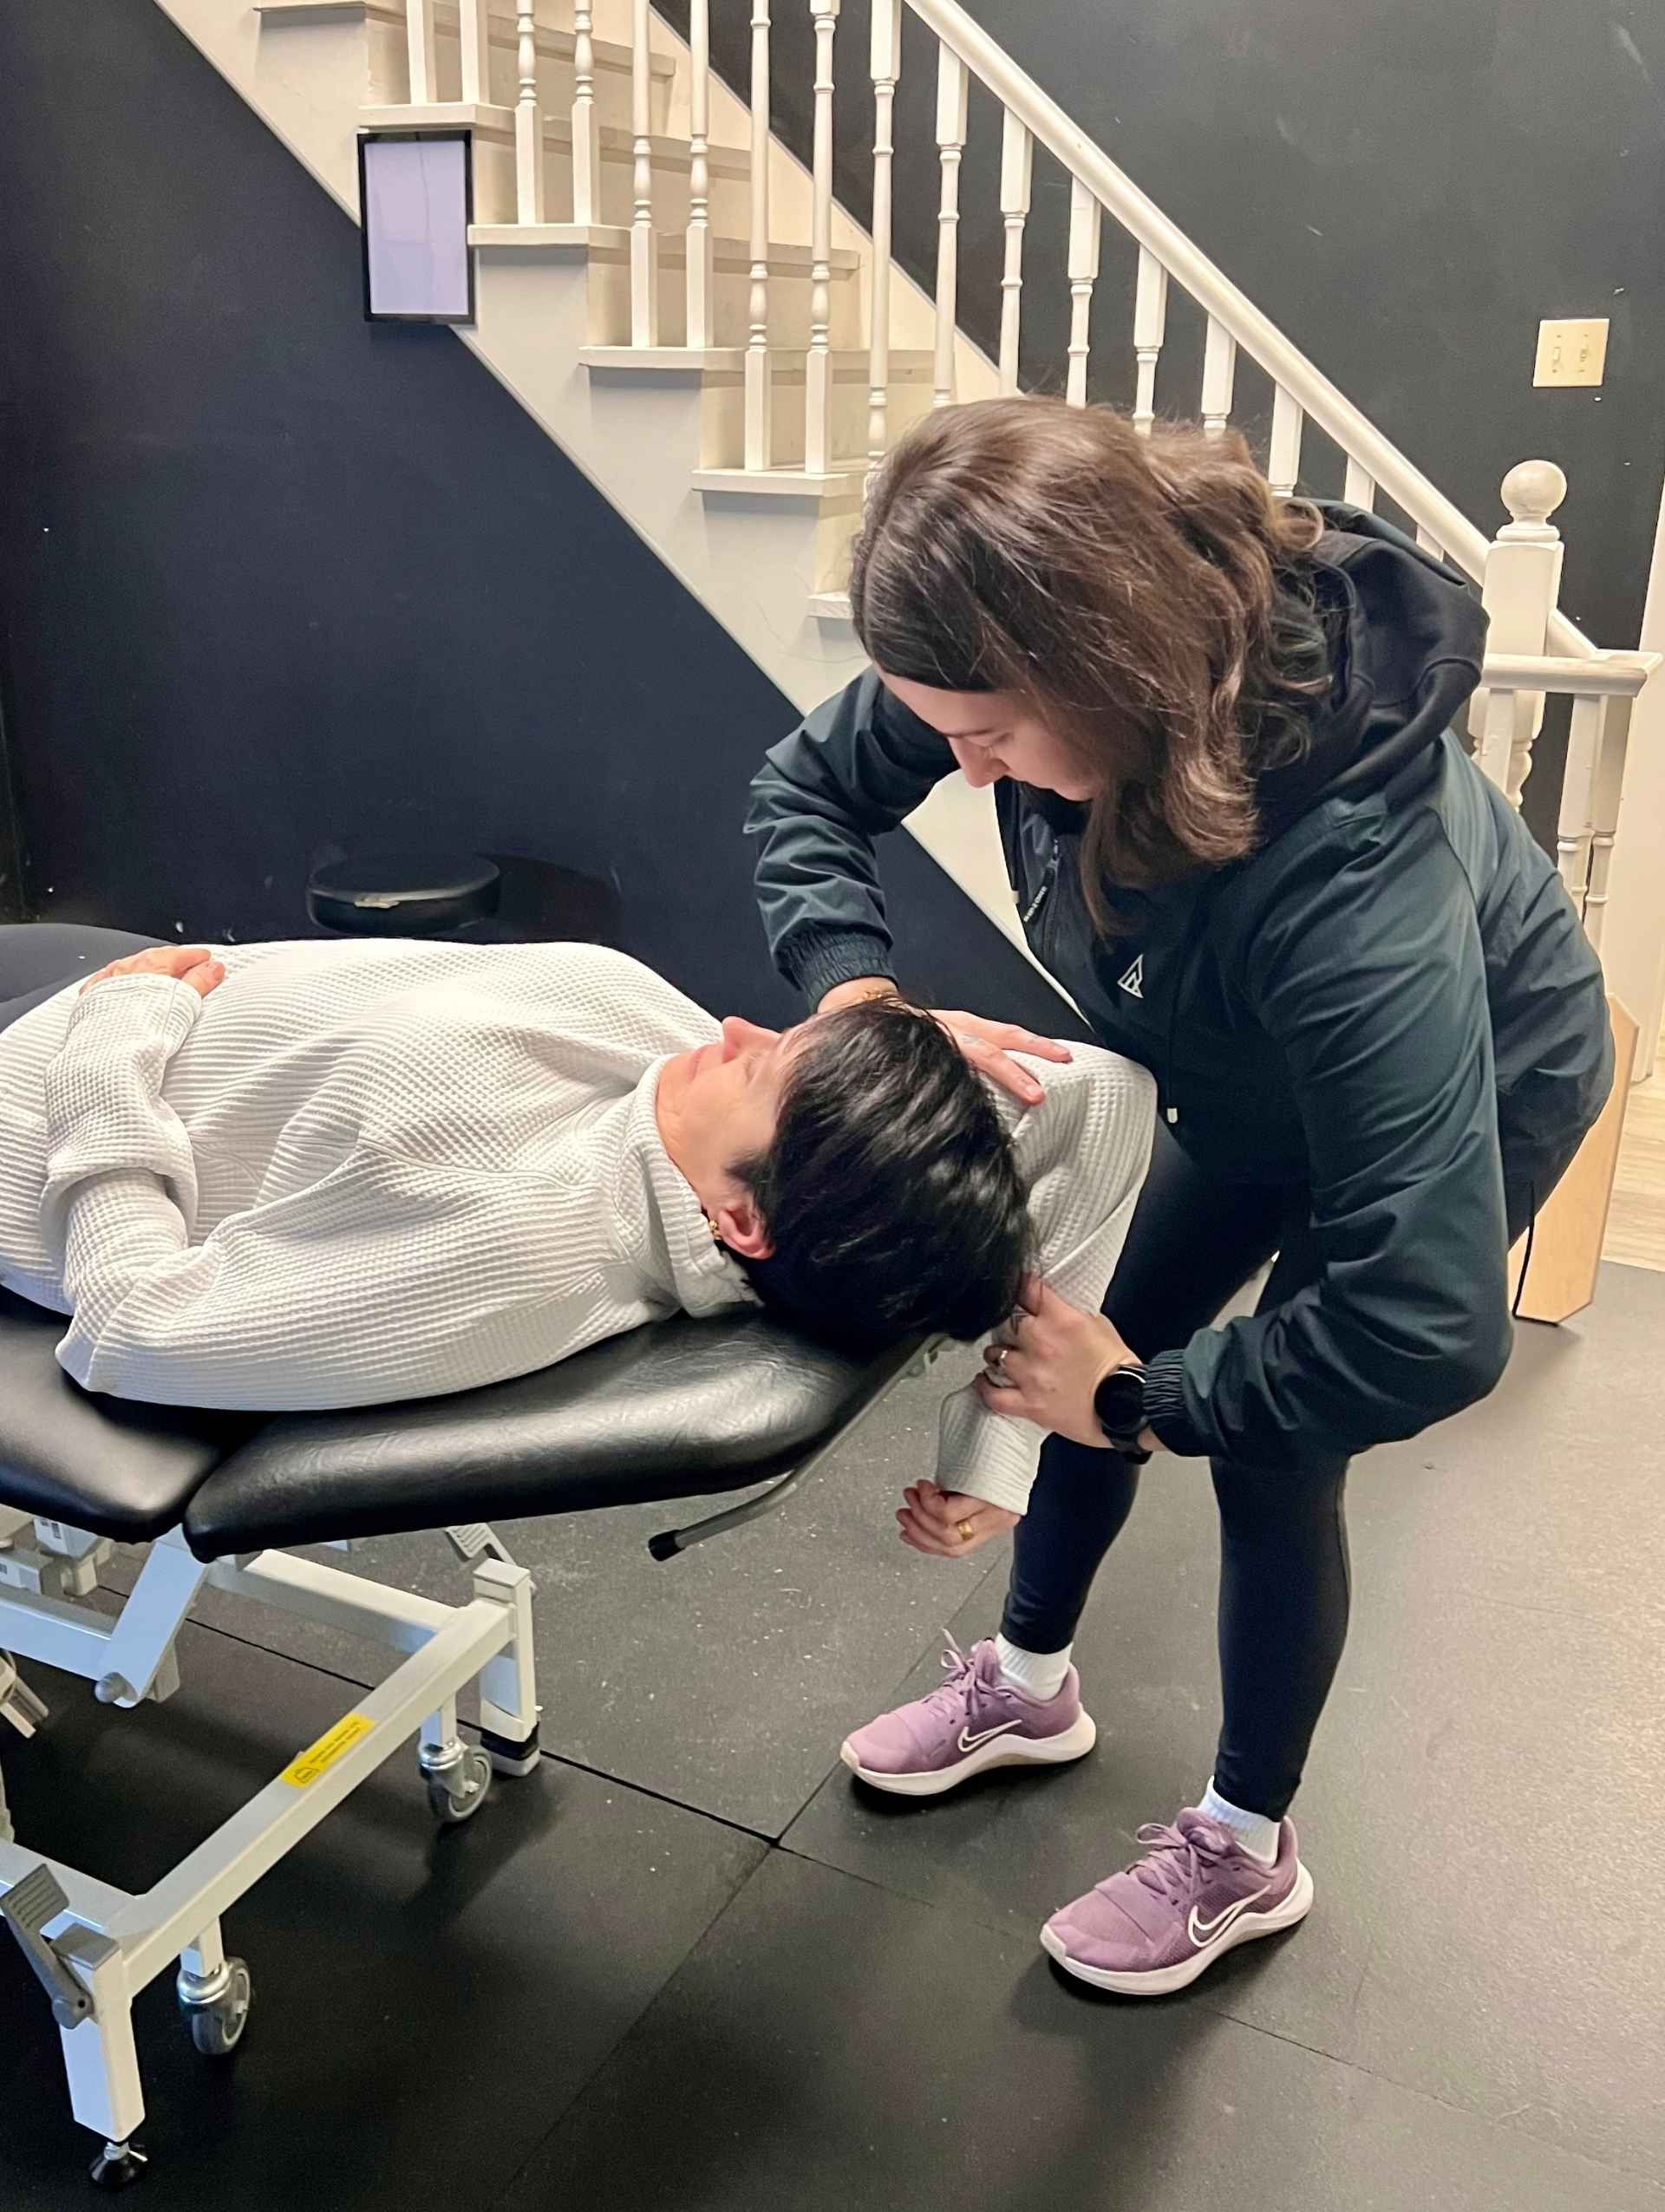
678, 1015, 815, 1160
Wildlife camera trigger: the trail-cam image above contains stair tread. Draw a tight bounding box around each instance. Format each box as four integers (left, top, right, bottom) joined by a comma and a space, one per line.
273, 0, 671, 75
469, 225, 859, 273
581, 346, 930, 370
692, 466, 868, 502
361, 104, 749, 172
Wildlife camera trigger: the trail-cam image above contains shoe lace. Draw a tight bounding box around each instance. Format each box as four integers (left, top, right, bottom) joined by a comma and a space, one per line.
1113, 1820, 1235, 1906
916, 1633, 983, 1723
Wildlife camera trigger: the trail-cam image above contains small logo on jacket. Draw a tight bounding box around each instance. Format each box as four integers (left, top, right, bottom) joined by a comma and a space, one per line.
1118, 956, 1145, 999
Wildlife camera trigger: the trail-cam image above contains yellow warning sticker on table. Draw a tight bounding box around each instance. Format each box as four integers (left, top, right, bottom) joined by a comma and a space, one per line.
281, 1713, 375, 1788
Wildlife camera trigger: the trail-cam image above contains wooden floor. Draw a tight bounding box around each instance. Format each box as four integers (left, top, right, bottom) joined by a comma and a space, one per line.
1605, 1015, 1665, 1271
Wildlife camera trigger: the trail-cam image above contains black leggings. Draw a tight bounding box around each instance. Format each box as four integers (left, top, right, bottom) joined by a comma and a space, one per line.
1002, 1116, 1549, 1822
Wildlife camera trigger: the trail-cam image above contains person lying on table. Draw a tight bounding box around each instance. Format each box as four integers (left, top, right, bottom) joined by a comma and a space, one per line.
0, 927, 1152, 1531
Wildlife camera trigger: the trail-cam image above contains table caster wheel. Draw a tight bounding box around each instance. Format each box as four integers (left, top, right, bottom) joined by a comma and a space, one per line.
180, 1958, 251, 2056
89, 2139, 147, 2189
425, 1747, 491, 1824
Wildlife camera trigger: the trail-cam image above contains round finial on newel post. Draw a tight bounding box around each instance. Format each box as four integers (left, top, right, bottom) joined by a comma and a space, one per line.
1500, 460, 1568, 534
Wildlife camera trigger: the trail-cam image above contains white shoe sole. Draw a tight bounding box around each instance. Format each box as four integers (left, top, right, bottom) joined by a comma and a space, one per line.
1040, 1860, 1316, 1995
840, 1709, 1098, 1798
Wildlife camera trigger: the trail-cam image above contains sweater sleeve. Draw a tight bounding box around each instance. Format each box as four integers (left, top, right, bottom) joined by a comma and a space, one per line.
46, 1143, 646, 1411
745, 669, 959, 1006
1142, 809, 1514, 1465
40, 974, 206, 1265
933, 1047, 1156, 1513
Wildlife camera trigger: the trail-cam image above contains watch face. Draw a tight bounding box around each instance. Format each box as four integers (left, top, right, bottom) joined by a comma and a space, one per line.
1094, 1366, 1146, 1437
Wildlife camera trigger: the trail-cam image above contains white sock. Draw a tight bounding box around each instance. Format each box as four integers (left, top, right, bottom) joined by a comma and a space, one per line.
1198, 1780, 1280, 1864
994, 1634, 1071, 1703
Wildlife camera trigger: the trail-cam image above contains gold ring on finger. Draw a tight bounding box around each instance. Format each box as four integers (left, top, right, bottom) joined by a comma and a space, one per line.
957, 1519, 976, 1543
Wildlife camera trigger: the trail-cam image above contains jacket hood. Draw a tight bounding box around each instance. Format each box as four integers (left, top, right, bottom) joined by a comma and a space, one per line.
1254, 504, 1489, 838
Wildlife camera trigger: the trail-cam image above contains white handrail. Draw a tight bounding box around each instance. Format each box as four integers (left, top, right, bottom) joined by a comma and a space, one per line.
900, 0, 1596, 660
1480, 652, 1658, 696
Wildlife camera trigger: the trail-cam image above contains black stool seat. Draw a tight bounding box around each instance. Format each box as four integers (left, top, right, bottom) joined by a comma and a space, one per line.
307, 852, 501, 937
0, 1291, 914, 1562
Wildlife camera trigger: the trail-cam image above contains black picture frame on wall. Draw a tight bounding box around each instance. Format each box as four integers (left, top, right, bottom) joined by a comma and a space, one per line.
357, 129, 475, 325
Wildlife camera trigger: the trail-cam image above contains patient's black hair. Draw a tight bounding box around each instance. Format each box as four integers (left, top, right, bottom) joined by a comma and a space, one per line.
731, 1000, 1030, 1354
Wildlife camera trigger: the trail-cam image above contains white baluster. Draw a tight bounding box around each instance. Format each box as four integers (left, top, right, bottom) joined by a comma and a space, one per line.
1583, 692, 1634, 953
405, 0, 436, 104
745, 0, 773, 470
1200, 316, 1236, 438
686, 0, 714, 347
1557, 692, 1605, 907
1470, 460, 1567, 800
571, 3, 600, 227
806, 0, 841, 475
868, 0, 900, 473
1132, 247, 1167, 435
1065, 178, 1100, 408
997, 111, 1031, 397
1268, 386, 1303, 497
1342, 457, 1375, 508
630, 0, 658, 345
933, 46, 968, 411
1415, 525, 1445, 558
458, 0, 492, 105
513, 6, 544, 224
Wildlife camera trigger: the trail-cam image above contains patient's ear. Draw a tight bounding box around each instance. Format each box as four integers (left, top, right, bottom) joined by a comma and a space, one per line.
712, 1194, 774, 1261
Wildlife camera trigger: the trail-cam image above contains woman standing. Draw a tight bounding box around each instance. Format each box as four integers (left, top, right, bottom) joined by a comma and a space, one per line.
745, 398, 1611, 1996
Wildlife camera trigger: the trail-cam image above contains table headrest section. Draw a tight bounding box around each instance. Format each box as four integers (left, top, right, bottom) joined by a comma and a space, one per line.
0, 1292, 256, 1539
183, 1310, 921, 1560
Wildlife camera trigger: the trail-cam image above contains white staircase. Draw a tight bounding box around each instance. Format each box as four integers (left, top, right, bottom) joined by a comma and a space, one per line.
158, 0, 1662, 1065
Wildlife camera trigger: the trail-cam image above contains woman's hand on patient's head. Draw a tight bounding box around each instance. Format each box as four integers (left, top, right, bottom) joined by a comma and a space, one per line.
82, 946, 227, 1000
897, 1479, 1021, 1559
927, 1010, 1070, 1107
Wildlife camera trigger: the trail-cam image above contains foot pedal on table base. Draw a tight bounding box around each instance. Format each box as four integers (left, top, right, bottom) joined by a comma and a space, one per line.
1, 1863, 94, 2027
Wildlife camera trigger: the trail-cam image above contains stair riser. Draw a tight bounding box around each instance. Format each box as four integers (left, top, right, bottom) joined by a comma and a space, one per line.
586, 259, 862, 350
368, 17, 665, 134
541, 158, 751, 235
698, 373, 933, 473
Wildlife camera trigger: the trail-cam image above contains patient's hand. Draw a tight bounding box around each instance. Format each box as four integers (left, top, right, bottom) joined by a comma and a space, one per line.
928, 1010, 1070, 1107
82, 946, 226, 1000
898, 1479, 1021, 1559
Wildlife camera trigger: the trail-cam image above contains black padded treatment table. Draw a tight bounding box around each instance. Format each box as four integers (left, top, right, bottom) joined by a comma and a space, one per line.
0, 1286, 929, 2187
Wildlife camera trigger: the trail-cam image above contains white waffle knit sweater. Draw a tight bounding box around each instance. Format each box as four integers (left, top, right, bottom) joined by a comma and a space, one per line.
0, 939, 1153, 1513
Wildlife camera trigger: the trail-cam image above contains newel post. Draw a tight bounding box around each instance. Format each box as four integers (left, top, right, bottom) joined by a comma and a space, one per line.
1470, 460, 1567, 806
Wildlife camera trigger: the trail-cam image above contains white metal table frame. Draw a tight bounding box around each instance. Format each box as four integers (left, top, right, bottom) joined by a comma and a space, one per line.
0, 1509, 539, 2181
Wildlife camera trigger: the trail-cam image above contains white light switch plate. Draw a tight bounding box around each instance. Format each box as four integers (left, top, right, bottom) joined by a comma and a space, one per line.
1534, 318, 1609, 388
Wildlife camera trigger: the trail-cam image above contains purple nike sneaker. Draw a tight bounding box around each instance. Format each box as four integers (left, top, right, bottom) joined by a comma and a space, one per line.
840, 1635, 1097, 1798
1041, 1808, 1313, 1994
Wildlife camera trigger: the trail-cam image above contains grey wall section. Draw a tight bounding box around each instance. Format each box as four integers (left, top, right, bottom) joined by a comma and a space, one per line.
0, 0, 1086, 1037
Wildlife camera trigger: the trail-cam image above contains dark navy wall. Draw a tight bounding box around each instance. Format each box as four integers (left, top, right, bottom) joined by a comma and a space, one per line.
0, 0, 1082, 1035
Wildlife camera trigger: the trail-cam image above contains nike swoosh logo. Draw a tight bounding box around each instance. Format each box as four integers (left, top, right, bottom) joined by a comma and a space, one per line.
1188, 1885, 1273, 1948
957, 1720, 1022, 1753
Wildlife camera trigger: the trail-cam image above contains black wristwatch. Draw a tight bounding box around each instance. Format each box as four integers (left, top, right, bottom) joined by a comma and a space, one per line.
1094, 1362, 1153, 1462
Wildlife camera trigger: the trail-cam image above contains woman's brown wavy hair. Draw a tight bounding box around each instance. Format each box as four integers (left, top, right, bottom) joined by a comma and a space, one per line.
849, 397, 1332, 921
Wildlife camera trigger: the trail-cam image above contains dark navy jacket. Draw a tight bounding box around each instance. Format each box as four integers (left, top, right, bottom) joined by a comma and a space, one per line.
746, 510, 1612, 1468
